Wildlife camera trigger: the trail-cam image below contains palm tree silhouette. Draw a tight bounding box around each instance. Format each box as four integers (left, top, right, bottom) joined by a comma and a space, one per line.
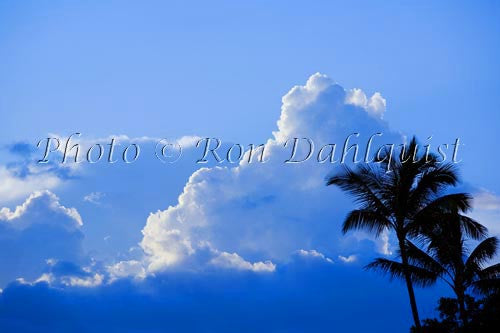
369, 207, 499, 331
326, 137, 468, 332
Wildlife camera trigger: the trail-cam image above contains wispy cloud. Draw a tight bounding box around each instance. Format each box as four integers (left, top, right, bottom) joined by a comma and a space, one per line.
83, 192, 105, 205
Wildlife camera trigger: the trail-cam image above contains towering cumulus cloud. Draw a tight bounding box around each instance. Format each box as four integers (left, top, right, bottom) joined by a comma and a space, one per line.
140, 73, 399, 273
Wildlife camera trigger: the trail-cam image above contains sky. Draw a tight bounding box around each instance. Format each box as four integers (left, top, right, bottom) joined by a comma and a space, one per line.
1, 1, 500, 332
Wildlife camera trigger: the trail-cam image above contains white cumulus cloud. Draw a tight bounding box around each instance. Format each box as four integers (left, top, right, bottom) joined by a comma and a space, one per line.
338, 254, 357, 263
0, 190, 82, 229
297, 249, 334, 263
210, 251, 276, 272
0, 166, 62, 204
139, 73, 399, 275
0, 191, 84, 286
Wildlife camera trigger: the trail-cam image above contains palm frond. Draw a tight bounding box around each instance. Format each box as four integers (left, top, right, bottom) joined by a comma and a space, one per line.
365, 258, 439, 287
341, 209, 392, 235
478, 263, 500, 279
409, 163, 459, 210
404, 241, 445, 275
471, 278, 500, 295
459, 215, 488, 240
465, 237, 499, 270
327, 166, 389, 216
418, 193, 473, 216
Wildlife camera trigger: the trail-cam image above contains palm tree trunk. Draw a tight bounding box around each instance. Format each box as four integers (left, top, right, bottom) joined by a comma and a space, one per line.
399, 239, 422, 332
457, 290, 469, 331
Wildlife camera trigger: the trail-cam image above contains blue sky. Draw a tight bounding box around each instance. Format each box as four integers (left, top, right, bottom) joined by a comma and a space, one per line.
1, 1, 500, 332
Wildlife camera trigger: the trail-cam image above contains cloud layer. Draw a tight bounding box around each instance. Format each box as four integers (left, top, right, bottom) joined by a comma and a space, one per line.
1, 255, 438, 333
